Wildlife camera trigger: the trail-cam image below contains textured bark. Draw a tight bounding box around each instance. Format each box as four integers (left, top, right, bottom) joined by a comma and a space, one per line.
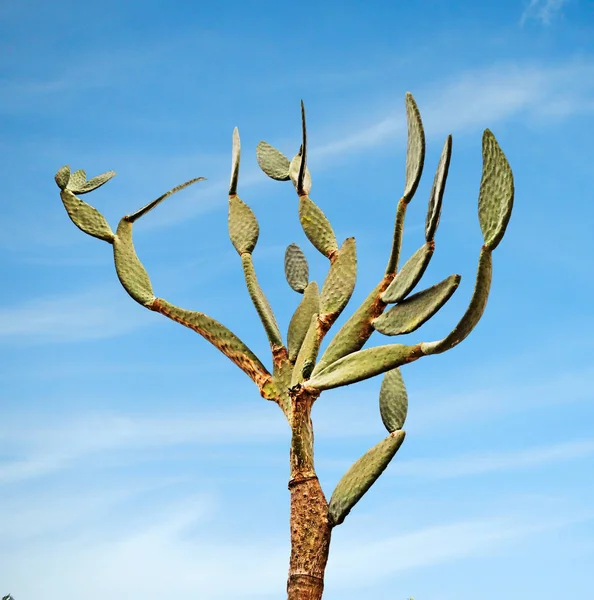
287, 387, 331, 600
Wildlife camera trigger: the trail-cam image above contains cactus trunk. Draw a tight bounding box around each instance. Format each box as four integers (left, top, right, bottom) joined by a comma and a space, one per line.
287, 387, 331, 600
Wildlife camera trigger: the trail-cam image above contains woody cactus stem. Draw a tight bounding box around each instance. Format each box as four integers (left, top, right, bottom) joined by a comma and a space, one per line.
56, 91, 514, 600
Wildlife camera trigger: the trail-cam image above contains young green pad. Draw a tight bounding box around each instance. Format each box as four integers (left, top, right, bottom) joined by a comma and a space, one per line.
374, 273, 461, 336
306, 343, 418, 391
60, 189, 115, 243
381, 242, 434, 303
288, 281, 320, 362
298, 195, 338, 259
67, 169, 116, 194
421, 247, 492, 355
379, 368, 408, 433
320, 237, 357, 317
291, 313, 320, 386
403, 92, 426, 203
113, 219, 155, 306
256, 141, 291, 181
478, 129, 514, 251
285, 243, 309, 293
328, 431, 406, 526
68, 169, 87, 190
425, 135, 452, 242
228, 195, 259, 255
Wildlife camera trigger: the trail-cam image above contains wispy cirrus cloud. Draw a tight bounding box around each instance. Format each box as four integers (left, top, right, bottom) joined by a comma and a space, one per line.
521, 0, 569, 25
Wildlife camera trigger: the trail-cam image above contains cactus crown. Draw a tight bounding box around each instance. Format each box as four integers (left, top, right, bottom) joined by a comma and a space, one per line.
55, 92, 513, 527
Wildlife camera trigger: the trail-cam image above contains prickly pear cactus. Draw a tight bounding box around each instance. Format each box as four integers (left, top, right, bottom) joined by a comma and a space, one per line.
55, 91, 514, 599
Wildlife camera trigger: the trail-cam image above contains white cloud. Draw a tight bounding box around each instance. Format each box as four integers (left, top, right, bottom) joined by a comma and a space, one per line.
521, 0, 569, 25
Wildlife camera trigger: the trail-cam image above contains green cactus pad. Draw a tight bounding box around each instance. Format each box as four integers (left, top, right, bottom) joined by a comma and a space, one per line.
298, 195, 338, 259
241, 253, 283, 348
478, 130, 514, 251
421, 246, 492, 355
313, 282, 385, 376
256, 141, 291, 181
320, 237, 357, 317
113, 219, 156, 306
379, 368, 408, 433
374, 273, 461, 336
55, 165, 71, 189
291, 313, 320, 386
306, 343, 418, 391
155, 298, 269, 378
403, 92, 426, 203
425, 135, 452, 242
229, 127, 241, 196
381, 242, 434, 303
289, 150, 312, 196
285, 243, 309, 293
60, 189, 115, 243
68, 169, 87, 190
229, 195, 259, 255
328, 430, 406, 526
288, 281, 320, 362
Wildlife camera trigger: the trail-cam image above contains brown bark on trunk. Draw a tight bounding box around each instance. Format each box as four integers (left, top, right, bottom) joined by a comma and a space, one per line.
286, 387, 331, 600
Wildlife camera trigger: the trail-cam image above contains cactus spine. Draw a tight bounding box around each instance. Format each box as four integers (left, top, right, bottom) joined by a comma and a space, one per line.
56, 92, 514, 600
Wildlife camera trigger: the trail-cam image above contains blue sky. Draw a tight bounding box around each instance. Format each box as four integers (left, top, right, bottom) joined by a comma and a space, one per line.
1, 0, 593, 598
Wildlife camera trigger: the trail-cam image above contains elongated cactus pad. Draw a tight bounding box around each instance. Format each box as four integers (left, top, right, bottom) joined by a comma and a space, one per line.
228, 195, 259, 255
379, 368, 408, 433
113, 219, 156, 306
256, 141, 291, 181
320, 237, 357, 318
291, 313, 320, 386
374, 273, 461, 336
328, 430, 406, 526
306, 343, 421, 391
285, 243, 309, 293
403, 92, 425, 203
288, 281, 320, 362
298, 195, 338, 259
422, 246, 492, 354
229, 127, 241, 196
381, 242, 434, 303
478, 129, 514, 250
241, 253, 283, 348
60, 189, 115, 243
425, 135, 452, 242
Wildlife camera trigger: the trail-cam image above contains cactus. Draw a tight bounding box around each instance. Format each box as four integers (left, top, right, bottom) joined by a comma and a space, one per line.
55, 92, 514, 599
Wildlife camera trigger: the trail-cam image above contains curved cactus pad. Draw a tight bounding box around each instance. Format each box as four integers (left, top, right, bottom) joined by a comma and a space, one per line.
298, 195, 338, 259
403, 92, 425, 203
374, 273, 461, 336
256, 141, 291, 181
379, 368, 408, 433
60, 189, 115, 243
320, 237, 357, 317
291, 313, 320, 386
113, 219, 155, 306
229, 195, 259, 255
307, 343, 419, 391
478, 130, 514, 251
381, 242, 434, 303
242, 253, 283, 348
285, 243, 309, 293
288, 281, 320, 362
328, 431, 406, 526
55, 165, 71, 189
422, 246, 492, 355
425, 135, 452, 242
